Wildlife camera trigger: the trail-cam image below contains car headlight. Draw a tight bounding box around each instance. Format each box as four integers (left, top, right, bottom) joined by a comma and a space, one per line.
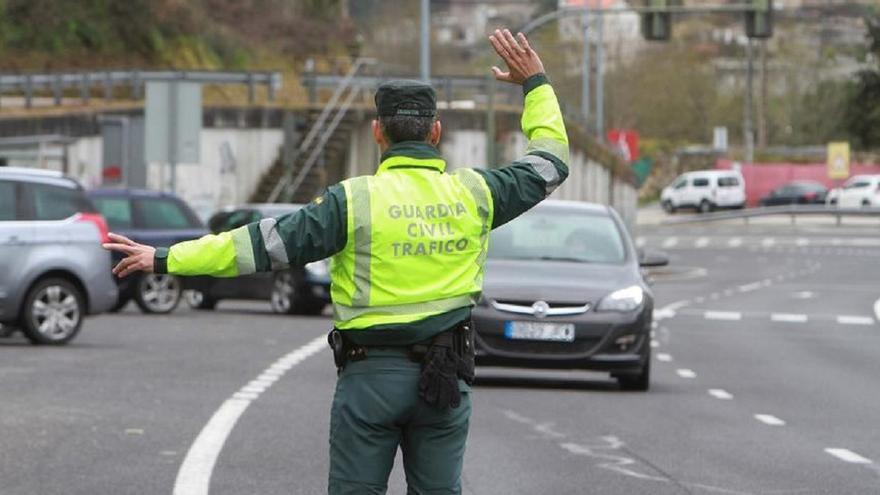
597, 285, 644, 312
305, 261, 329, 277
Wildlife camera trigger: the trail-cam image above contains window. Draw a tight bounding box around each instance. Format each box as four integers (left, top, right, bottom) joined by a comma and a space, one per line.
692, 178, 710, 187
673, 178, 688, 190
489, 210, 626, 264
209, 209, 260, 233
0, 181, 16, 220
134, 198, 199, 229
717, 177, 740, 187
28, 183, 91, 220
845, 181, 871, 190
92, 197, 133, 229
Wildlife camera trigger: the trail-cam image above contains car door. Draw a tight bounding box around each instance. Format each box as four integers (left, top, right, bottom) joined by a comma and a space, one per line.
671, 177, 689, 206
0, 180, 28, 321
689, 177, 711, 205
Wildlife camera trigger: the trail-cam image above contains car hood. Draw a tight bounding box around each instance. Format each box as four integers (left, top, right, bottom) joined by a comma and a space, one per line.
482, 258, 640, 305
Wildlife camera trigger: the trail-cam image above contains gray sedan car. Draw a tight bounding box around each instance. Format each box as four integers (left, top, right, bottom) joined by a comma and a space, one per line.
472, 200, 667, 390
0, 167, 118, 344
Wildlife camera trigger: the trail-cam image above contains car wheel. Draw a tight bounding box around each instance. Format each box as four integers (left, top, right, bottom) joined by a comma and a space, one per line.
184, 290, 217, 310
20, 278, 84, 345
662, 201, 676, 214
617, 353, 651, 391
134, 274, 182, 314
698, 200, 713, 214
270, 272, 297, 314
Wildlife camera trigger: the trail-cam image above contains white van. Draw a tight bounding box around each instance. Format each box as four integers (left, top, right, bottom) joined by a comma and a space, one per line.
660, 170, 746, 213
836, 175, 880, 208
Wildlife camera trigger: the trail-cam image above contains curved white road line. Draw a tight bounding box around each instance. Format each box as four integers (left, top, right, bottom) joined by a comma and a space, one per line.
174, 336, 327, 495
874, 297, 880, 324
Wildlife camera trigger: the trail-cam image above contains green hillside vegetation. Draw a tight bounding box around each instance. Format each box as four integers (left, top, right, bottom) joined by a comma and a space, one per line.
0, 0, 355, 72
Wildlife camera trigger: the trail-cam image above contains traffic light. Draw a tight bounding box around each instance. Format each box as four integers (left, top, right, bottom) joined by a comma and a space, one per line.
640, 0, 680, 42
745, 0, 773, 38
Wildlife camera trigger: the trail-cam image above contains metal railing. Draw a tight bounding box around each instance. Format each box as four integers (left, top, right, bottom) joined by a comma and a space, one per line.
0, 70, 283, 108
663, 204, 880, 226
267, 58, 375, 203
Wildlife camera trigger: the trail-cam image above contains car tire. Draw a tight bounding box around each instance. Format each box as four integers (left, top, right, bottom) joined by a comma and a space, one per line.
184, 290, 217, 310
108, 295, 131, 313
270, 272, 298, 315
134, 274, 182, 314
20, 278, 85, 345
662, 201, 676, 214
617, 352, 651, 391
698, 200, 713, 214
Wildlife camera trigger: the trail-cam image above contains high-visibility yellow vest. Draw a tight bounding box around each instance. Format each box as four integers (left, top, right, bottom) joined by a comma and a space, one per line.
330, 156, 494, 330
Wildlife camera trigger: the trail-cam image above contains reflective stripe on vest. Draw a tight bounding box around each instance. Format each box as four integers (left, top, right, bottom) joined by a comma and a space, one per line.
331, 167, 494, 330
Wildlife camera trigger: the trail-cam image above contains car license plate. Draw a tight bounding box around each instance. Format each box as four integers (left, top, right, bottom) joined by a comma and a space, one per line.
504, 321, 575, 342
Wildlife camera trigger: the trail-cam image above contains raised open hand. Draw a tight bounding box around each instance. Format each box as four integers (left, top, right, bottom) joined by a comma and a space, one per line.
488, 28, 545, 85
103, 233, 156, 278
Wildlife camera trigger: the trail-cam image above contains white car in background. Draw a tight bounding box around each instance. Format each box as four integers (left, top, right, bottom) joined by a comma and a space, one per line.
660, 170, 746, 214
836, 175, 880, 208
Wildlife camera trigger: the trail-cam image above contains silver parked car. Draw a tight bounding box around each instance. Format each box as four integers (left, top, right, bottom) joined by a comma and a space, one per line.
0, 167, 118, 344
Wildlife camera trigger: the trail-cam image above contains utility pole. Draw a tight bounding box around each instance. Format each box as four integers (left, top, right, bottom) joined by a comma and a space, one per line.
595, 12, 605, 140
420, 0, 430, 82
743, 39, 755, 164
757, 39, 768, 149
581, 11, 591, 124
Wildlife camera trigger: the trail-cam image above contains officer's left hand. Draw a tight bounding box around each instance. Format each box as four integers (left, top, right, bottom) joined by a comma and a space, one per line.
103, 233, 156, 277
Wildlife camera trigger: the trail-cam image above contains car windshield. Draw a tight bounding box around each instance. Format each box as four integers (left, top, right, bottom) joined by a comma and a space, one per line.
488, 209, 626, 264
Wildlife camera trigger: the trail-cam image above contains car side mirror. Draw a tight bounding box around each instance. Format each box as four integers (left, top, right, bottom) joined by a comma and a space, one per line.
639, 249, 669, 268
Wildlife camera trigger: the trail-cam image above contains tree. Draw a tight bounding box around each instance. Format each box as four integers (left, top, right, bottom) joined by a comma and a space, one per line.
846, 14, 880, 149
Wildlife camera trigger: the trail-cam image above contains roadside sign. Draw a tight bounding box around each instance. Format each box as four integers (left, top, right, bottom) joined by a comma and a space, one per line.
145, 81, 201, 165
607, 129, 639, 162
826, 142, 850, 180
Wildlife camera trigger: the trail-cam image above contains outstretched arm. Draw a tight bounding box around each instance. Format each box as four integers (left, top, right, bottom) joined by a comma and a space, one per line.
104, 185, 348, 278
476, 29, 570, 229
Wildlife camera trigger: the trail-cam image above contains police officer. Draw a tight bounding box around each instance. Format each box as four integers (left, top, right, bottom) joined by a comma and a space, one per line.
104, 29, 568, 495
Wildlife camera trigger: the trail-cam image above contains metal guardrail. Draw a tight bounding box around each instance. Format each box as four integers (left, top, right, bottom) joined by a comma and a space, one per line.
301, 73, 522, 107
0, 70, 283, 108
662, 205, 880, 226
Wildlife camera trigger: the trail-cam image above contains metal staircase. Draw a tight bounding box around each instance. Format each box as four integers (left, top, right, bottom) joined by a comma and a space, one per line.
249, 58, 374, 204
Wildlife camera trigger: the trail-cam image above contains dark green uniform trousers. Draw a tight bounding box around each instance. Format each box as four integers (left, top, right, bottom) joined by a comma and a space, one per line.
328, 349, 471, 494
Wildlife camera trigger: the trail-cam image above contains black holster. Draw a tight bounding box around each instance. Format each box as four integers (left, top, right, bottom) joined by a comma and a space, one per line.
417, 321, 475, 410
327, 329, 366, 374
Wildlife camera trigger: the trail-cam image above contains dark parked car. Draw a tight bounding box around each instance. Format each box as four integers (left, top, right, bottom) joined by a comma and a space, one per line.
759, 181, 828, 206
472, 200, 667, 391
89, 189, 208, 314
0, 168, 118, 344
184, 204, 331, 315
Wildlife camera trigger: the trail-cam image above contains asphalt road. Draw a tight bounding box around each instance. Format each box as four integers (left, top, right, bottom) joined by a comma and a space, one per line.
1, 217, 879, 494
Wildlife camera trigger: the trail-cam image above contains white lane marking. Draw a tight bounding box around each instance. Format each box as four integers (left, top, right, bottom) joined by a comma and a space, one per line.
728, 237, 743, 247
761, 238, 776, 247
656, 353, 672, 362
754, 414, 786, 426
831, 238, 843, 246
874, 297, 880, 324
825, 448, 873, 464
650, 340, 659, 348
761, 278, 773, 287
708, 389, 734, 400
635, 236, 646, 248
695, 237, 709, 248
705, 311, 742, 321
662, 237, 678, 248
676, 369, 697, 379
792, 291, 815, 299
796, 238, 810, 247
837, 316, 875, 326
174, 336, 326, 495
771, 313, 809, 323
738, 282, 763, 293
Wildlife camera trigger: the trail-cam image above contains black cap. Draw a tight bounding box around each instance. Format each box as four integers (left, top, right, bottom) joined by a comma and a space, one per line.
375, 80, 436, 118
